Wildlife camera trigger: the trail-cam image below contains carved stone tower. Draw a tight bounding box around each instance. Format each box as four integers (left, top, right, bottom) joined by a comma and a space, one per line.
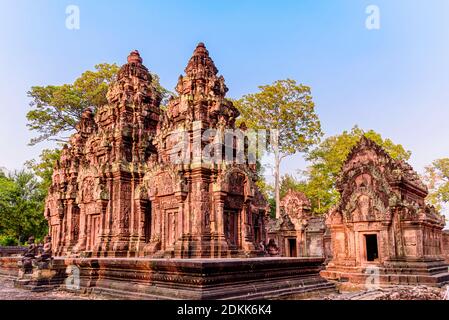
46, 50, 162, 257
142, 43, 267, 258
45, 45, 268, 258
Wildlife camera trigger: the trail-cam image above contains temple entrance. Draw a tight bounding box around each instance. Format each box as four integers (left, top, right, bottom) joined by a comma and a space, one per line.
288, 238, 297, 257
224, 210, 239, 247
144, 203, 151, 243
253, 215, 260, 244
365, 234, 379, 262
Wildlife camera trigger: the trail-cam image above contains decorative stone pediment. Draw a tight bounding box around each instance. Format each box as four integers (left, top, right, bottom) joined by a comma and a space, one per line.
216, 165, 255, 198
279, 213, 296, 231
281, 189, 311, 219
343, 190, 389, 223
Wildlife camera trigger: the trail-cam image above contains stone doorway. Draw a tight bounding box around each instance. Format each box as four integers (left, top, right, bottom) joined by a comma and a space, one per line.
288, 238, 297, 257
253, 215, 260, 245
224, 210, 239, 247
365, 234, 379, 262
144, 203, 151, 243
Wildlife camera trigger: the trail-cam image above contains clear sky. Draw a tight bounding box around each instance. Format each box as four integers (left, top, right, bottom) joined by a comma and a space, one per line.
0, 0, 448, 215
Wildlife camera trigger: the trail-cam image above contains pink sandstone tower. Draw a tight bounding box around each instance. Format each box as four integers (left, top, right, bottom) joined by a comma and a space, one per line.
45, 44, 268, 259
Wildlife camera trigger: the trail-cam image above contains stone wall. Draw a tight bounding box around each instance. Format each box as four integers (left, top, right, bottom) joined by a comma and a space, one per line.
0, 256, 334, 299
0, 257, 20, 279
0, 247, 26, 257
443, 230, 449, 264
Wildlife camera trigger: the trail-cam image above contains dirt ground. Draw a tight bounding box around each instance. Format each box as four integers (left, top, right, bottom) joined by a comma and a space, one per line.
0, 277, 104, 300
318, 284, 448, 300
0, 276, 447, 300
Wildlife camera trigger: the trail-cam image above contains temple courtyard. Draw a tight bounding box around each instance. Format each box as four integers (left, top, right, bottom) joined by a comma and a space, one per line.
0, 277, 103, 300
0, 276, 446, 300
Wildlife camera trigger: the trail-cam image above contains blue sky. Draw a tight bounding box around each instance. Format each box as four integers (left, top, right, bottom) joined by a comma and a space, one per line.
0, 1, 448, 215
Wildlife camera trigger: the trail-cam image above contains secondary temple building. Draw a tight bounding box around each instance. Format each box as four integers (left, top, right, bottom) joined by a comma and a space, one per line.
267, 190, 330, 259
321, 137, 449, 286
45, 44, 268, 259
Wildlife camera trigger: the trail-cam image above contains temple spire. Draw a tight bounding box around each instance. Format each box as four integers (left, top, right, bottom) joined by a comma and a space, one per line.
106, 49, 161, 107
127, 50, 143, 64
184, 42, 218, 77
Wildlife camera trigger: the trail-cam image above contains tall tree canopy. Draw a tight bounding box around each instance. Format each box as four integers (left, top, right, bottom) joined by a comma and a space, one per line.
25, 148, 62, 194
20, 63, 172, 244
234, 79, 323, 218
424, 158, 449, 211
0, 170, 47, 244
26, 63, 171, 145
26, 63, 119, 145
289, 126, 412, 215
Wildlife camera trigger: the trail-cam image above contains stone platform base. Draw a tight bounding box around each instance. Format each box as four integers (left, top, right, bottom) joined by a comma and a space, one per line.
14, 277, 61, 292
0, 257, 20, 279
321, 259, 449, 287
59, 257, 335, 300
13, 265, 66, 292
0, 257, 67, 292
1, 257, 335, 300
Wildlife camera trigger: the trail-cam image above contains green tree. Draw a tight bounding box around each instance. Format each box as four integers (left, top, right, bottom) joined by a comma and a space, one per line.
304, 126, 411, 214
26, 63, 171, 215
0, 170, 47, 244
26, 63, 120, 145
279, 174, 303, 199
424, 158, 449, 211
235, 79, 322, 219
0, 171, 15, 237
26, 63, 171, 145
25, 148, 62, 193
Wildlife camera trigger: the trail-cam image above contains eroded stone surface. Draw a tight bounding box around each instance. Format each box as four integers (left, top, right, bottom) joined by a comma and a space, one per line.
443, 230, 449, 264
321, 285, 448, 300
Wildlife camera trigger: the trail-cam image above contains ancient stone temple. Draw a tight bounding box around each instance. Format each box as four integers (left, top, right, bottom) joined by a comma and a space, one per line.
45, 44, 268, 259
267, 190, 330, 258
321, 137, 449, 286
25, 44, 336, 300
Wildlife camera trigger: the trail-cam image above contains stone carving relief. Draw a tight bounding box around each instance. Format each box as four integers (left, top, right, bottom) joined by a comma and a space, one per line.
44, 44, 267, 258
